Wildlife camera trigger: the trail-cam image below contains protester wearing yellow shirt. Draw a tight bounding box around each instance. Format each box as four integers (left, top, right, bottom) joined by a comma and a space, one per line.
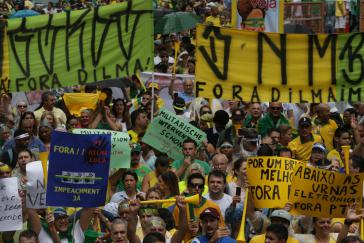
312, 104, 338, 152
128, 109, 148, 143
204, 6, 221, 27
288, 117, 323, 162
326, 127, 351, 168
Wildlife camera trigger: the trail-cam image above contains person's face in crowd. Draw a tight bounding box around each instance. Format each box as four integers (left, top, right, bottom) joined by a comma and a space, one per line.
111, 223, 128, 243
114, 101, 125, 115
24, 113, 35, 125
44, 95, 56, 110
270, 131, 280, 145
343, 111, 352, 125
219, 144, 233, 158
19, 236, 38, 243
159, 50, 169, 64
155, 164, 169, 177
157, 176, 169, 194
280, 129, 292, 145
22, 121, 34, 137
299, 124, 312, 138
199, 120, 209, 131
314, 218, 331, 235
118, 204, 130, 220
0, 127, 10, 141
317, 105, 330, 122
208, 175, 225, 195
67, 118, 78, 130
136, 112, 148, 129
146, 223, 166, 236
18, 151, 32, 172
232, 110, 244, 124
17, 102, 28, 114
80, 112, 91, 127
311, 149, 325, 164
250, 103, 262, 118
188, 178, 204, 195
131, 151, 141, 166
140, 212, 157, 226
142, 94, 152, 106
201, 215, 219, 237
6, 115, 15, 129
335, 132, 351, 146
183, 142, 196, 157
271, 218, 290, 229
39, 126, 52, 142
54, 215, 69, 233
123, 175, 137, 193
330, 160, 340, 172
358, 124, 364, 138
212, 156, 228, 172
44, 114, 54, 125
0, 165, 11, 178
183, 80, 194, 95
269, 102, 282, 118
185, 4, 193, 12
220, 15, 226, 25
146, 191, 161, 201
188, 61, 195, 74
265, 231, 285, 243
200, 107, 212, 116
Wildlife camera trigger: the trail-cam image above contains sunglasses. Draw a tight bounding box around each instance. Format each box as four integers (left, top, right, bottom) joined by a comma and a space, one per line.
188, 183, 204, 189
220, 145, 233, 149
201, 111, 212, 115
270, 107, 281, 111
17, 105, 27, 108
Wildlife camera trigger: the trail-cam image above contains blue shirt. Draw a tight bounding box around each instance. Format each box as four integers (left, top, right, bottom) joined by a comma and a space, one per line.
3, 137, 47, 155
191, 235, 236, 243
177, 91, 194, 103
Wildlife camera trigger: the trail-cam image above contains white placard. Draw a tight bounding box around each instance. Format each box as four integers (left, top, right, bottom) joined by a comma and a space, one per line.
0, 177, 23, 231
26, 161, 46, 209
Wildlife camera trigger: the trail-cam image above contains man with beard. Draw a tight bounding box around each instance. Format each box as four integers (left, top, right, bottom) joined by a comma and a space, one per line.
191, 207, 235, 243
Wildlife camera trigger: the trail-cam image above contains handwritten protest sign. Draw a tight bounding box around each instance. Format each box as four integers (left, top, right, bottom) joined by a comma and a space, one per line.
73, 129, 130, 168
0, 177, 22, 231
196, 25, 364, 102
26, 161, 46, 209
289, 164, 364, 218
247, 156, 303, 208
6, 0, 153, 92
142, 109, 206, 161
46, 131, 111, 207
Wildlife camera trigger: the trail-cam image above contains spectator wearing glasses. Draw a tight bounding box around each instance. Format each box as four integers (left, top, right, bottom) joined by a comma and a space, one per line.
173, 173, 224, 242
14, 101, 28, 124
258, 102, 289, 137
288, 117, 323, 163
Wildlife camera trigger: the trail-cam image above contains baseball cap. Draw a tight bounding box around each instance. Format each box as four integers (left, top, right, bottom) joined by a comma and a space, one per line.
173, 97, 186, 111
200, 207, 220, 220
298, 117, 312, 127
270, 210, 292, 223
53, 207, 68, 218
131, 143, 142, 153
148, 83, 159, 90
312, 143, 326, 153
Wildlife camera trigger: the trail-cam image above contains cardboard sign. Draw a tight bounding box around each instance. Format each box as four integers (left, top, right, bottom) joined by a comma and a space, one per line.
196, 25, 364, 102
46, 131, 111, 207
289, 164, 364, 218
26, 161, 46, 209
247, 156, 303, 208
73, 129, 130, 168
0, 177, 22, 231
142, 109, 206, 161
5, 0, 153, 92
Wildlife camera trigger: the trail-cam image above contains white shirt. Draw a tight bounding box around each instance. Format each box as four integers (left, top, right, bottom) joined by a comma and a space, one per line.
203, 193, 232, 219
38, 220, 84, 243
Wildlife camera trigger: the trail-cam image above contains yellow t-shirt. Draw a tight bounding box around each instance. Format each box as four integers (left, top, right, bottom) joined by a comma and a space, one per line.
312, 119, 338, 152
250, 234, 300, 243
147, 171, 158, 189
288, 134, 323, 162
205, 16, 221, 27
327, 149, 344, 167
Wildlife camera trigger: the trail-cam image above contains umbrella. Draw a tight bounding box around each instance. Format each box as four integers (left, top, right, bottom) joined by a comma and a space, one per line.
154, 11, 201, 35
10, 10, 40, 19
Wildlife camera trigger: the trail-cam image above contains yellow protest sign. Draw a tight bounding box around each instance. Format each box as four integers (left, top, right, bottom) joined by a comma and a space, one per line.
289, 164, 364, 218
246, 156, 303, 209
196, 25, 364, 103
63, 93, 99, 117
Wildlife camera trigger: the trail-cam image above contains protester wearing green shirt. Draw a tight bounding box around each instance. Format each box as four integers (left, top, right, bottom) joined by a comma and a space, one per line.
258, 102, 289, 137
171, 139, 211, 179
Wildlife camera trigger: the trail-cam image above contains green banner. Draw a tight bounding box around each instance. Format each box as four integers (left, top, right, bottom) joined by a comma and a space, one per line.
7, 0, 153, 92
142, 109, 206, 161
73, 129, 130, 169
